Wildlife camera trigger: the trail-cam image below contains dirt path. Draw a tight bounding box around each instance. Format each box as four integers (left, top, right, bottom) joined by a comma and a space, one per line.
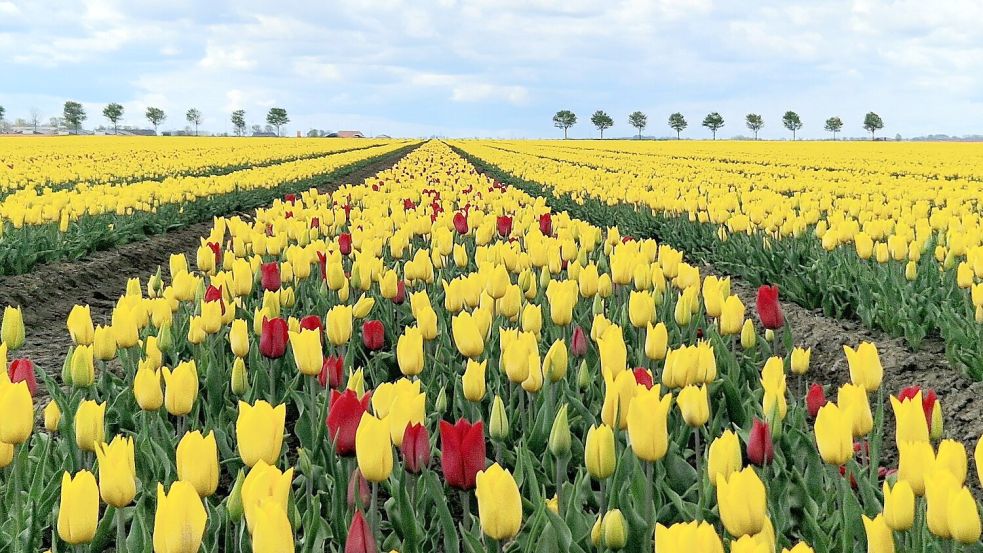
0, 145, 418, 376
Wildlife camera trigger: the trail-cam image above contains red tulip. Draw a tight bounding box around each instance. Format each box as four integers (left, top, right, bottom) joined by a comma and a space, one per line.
361, 320, 384, 351
259, 317, 289, 359
310, 217, 320, 230
898, 386, 937, 426
401, 423, 431, 474
806, 384, 827, 419
317, 251, 328, 281
570, 325, 588, 357
755, 285, 784, 330
204, 284, 223, 303
8, 359, 37, 396
260, 262, 281, 292
452, 212, 469, 235
496, 215, 512, 237
632, 367, 654, 390
403, 198, 415, 211
539, 213, 553, 236
327, 390, 372, 456
747, 418, 774, 466
206, 241, 221, 264
343, 203, 353, 224
284, 193, 297, 204
318, 356, 344, 389
347, 468, 370, 509
339, 233, 353, 256
439, 419, 486, 490
344, 510, 377, 553
391, 280, 406, 305
300, 315, 323, 333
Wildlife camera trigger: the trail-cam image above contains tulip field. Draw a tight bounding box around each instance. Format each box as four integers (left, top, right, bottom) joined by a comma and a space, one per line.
0, 138, 982, 553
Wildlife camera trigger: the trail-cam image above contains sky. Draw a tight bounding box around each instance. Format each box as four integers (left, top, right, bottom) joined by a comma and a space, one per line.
1, 0, 982, 139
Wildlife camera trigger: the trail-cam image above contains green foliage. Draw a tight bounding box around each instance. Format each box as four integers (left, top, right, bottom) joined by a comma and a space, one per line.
668, 112, 687, 139
103, 103, 124, 134
628, 111, 647, 139
824, 117, 843, 139
863, 112, 884, 139
782, 111, 803, 139
701, 112, 724, 139
186, 108, 203, 136
231, 110, 247, 137
552, 110, 577, 139
590, 110, 614, 138
63, 101, 87, 134
266, 107, 290, 136
745, 113, 764, 139
145, 107, 166, 132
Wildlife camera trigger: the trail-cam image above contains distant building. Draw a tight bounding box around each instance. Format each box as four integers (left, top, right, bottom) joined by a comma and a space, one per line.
251, 131, 279, 137
375, 134, 392, 139
329, 130, 364, 138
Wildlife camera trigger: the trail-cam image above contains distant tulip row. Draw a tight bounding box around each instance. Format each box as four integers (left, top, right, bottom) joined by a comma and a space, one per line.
0, 140, 981, 553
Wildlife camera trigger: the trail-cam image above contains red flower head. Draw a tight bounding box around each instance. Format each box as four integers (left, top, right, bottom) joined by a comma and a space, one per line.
496, 215, 513, 238
318, 356, 345, 389
439, 419, 486, 490
632, 367, 654, 390
539, 212, 553, 236
344, 510, 377, 553
8, 358, 37, 396
898, 386, 937, 426
260, 262, 281, 292
403, 198, 416, 211
284, 193, 297, 204
343, 203, 353, 224
806, 384, 828, 419
339, 233, 353, 256
391, 280, 407, 305
401, 423, 431, 474
570, 325, 589, 357
327, 389, 372, 456
206, 241, 221, 264
453, 212, 469, 235
747, 418, 775, 466
347, 467, 370, 509
300, 315, 323, 333
259, 317, 289, 359
361, 320, 385, 351
317, 251, 328, 281
204, 284, 224, 303
755, 285, 785, 330
310, 217, 320, 230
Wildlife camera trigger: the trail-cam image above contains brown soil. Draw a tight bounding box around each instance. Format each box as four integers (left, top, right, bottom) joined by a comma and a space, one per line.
0, 146, 417, 378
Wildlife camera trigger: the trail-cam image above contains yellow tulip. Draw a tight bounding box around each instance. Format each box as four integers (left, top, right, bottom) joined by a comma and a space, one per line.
1, 305, 25, 350
843, 342, 883, 392
0, 441, 12, 468
92, 325, 117, 361
947, 486, 982, 544
545, 279, 578, 326
153, 481, 207, 553
162, 361, 198, 417
543, 338, 568, 382
645, 322, 668, 361
862, 514, 894, 553
251, 498, 294, 552
597, 324, 627, 380
781, 543, 815, 553
708, 430, 743, 486
898, 439, 935, 495
628, 290, 654, 328
815, 403, 853, 465
353, 294, 375, 318
0, 380, 34, 444
925, 468, 959, 538
936, 438, 968, 485
67, 304, 95, 346
355, 413, 393, 482
890, 392, 929, 446
475, 463, 522, 541
70, 345, 95, 388
58, 470, 99, 545
462, 359, 487, 402
452, 312, 484, 358
75, 399, 105, 452
236, 400, 286, 467
677, 384, 709, 427
177, 430, 220, 497
838, 383, 873, 437
95, 435, 136, 507
325, 304, 353, 346
230, 319, 250, 358
741, 319, 757, 349
241, 460, 294, 534
44, 400, 61, 432
134, 365, 163, 411
717, 467, 766, 536
654, 521, 723, 553
790, 347, 811, 375
112, 306, 140, 349
232, 357, 249, 396
976, 436, 982, 488
585, 424, 616, 479
601, 509, 628, 550
601, 369, 637, 430
397, 326, 425, 376
882, 480, 914, 531
719, 295, 745, 336
289, 328, 323, 376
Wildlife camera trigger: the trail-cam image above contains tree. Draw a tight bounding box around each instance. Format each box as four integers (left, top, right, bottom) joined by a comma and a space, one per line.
552, 110, 577, 139
146, 107, 166, 134
30, 108, 41, 133
628, 111, 648, 139
590, 110, 613, 138
231, 110, 247, 137
103, 103, 124, 134
702, 112, 724, 139
0, 105, 5, 124
824, 116, 843, 140
63, 101, 87, 134
782, 111, 803, 140
745, 113, 764, 140
668, 113, 687, 139
186, 108, 202, 136
266, 107, 289, 136
863, 112, 884, 139
250, 124, 262, 136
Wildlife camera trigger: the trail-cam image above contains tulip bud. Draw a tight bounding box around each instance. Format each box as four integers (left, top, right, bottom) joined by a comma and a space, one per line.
548, 404, 571, 458
157, 322, 174, 353
297, 447, 314, 478
764, 329, 774, 342
70, 345, 95, 388
806, 384, 827, 419
61, 345, 74, 386
347, 468, 371, 509
591, 517, 603, 547
227, 469, 246, 521
790, 347, 811, 375
435, 388, 447, 414
747, 419, 774, 466
489, 395, 509, 441
741, 319, 757, 349
930, 401, 944, 441
577, 359, 590, 390
231, 358, 249, 396
45, 401, 62, 432
1, 305, 25, 351
601, 509, 628, 550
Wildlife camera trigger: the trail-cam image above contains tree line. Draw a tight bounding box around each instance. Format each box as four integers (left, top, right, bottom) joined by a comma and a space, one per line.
553, 110, 885, 140
0, 102, 291, 136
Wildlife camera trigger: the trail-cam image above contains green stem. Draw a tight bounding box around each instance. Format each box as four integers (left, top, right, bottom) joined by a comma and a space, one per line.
694, 429, 703, 521
13, 444, 23, 553
116, 506, 127, 553
461, 489, 472, 533
370, 481, 379, 543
